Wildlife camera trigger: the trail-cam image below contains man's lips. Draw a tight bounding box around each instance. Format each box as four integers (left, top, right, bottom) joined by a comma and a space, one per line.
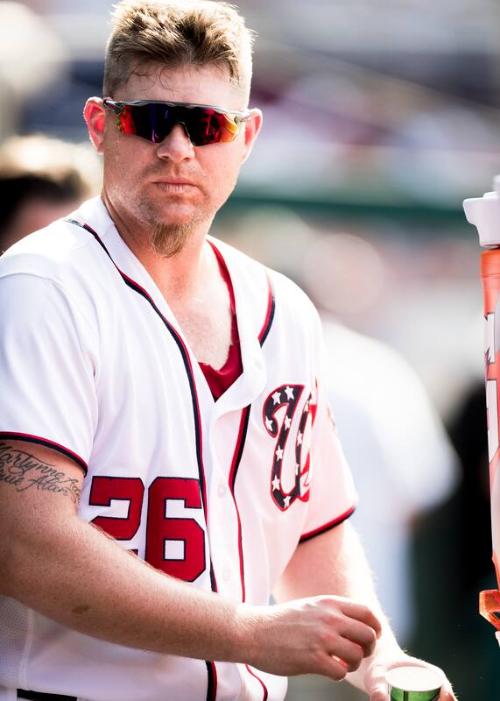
152, 178, 196, 186
150, 180, 199, 196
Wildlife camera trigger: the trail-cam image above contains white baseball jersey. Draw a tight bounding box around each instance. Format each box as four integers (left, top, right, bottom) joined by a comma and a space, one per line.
0, 197, 356, 701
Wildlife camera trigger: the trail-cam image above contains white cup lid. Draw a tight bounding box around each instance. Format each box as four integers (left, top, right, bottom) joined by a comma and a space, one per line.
386, 665, 444, 692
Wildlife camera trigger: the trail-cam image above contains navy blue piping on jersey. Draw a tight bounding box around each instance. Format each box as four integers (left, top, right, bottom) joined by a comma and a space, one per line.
258, 279, 275, 346
68, 219, 218, 701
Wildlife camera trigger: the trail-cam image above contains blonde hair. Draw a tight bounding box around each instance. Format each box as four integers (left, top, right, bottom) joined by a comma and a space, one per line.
103, 0, 255, 102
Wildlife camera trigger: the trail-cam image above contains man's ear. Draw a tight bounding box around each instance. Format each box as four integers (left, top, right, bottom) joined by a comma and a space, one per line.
83, 98, 106, 154
241, 108, 263, 164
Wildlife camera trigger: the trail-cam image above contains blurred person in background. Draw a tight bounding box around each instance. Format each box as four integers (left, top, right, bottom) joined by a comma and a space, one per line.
0, 134, 100, 252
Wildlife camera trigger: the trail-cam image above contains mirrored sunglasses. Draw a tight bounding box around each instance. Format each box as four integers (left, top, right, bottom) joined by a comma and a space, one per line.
103, 98, 251, 146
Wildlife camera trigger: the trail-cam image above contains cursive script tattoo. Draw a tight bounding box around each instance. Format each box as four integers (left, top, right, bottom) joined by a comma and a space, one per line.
0, 442, 81, 504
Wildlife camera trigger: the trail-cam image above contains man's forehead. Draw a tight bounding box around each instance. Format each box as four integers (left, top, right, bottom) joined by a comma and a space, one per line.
122, 61, 231, 93
113, 61, 247, 109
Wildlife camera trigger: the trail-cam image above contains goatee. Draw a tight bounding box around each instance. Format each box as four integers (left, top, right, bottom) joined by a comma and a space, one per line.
151, 222, 192, 258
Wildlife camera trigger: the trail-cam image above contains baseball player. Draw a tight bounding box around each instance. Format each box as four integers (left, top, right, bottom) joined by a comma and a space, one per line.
0, 2, 456, 700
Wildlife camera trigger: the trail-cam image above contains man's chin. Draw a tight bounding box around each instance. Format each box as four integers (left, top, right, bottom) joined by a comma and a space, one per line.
150, 206, 201, 230
150, 220, 193, 258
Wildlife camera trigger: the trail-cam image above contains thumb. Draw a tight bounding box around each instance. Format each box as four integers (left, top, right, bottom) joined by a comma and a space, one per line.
364, 661, 390, 700
369, 680, 389, 701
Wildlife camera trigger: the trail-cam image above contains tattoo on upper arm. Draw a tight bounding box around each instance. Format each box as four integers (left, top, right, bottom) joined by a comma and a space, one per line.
0, 442, 81, 505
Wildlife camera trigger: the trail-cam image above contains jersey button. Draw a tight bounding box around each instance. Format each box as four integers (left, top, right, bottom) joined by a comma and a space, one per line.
217, 483, 227, 498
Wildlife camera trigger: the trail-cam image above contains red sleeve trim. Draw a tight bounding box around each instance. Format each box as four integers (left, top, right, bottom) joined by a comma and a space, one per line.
299, 505, 356, 544
245, 665, 269, 700
0, 432, 88, 475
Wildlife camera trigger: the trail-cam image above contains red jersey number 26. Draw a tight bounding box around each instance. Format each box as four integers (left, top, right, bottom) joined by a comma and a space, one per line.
89, 476, 206, 582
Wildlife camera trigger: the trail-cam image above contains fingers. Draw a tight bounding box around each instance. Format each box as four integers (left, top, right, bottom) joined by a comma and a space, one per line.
337, 598, 383, 639
336, 614, 379, 657
316, 596, 380, 657
317, 653, 351, 681
310, 600, 382, 680
326, 636, 365, 672
244, 595, 382, 679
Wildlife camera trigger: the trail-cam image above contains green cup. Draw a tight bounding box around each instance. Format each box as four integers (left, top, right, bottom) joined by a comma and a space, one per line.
386, 664, 443, 701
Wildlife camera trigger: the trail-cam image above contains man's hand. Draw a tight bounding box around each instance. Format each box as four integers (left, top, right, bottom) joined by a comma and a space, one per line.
238, 594, 382, 680
362, 655, 458, 701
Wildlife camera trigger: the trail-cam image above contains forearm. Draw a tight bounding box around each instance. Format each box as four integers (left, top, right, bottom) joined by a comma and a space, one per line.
324, 524, 402, 690
4, 510, 248, 662
274, 522, 402, 689
323, 522, 400, 647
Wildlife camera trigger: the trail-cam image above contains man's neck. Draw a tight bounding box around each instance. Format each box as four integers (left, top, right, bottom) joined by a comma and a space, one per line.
102, 194, 214, 303
102, 195, 234, 369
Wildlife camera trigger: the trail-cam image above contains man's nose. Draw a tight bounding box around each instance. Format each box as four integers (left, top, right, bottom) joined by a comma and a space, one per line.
156, 123, 195, 162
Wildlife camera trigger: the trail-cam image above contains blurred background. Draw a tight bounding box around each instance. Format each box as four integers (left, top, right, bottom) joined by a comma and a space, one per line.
1, 0, 498, 698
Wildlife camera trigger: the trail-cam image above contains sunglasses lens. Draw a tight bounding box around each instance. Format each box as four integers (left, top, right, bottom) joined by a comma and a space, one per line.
115, 105, 139, 136
183, 107, 239, 146
115, 103, 241, 146
132, 104, 176, 143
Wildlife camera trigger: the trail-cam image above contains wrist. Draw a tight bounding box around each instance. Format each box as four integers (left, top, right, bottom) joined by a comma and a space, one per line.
231, 603, 268, 666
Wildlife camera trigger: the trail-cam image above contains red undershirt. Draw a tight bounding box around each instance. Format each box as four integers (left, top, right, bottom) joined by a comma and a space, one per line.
198, 246, 243, 400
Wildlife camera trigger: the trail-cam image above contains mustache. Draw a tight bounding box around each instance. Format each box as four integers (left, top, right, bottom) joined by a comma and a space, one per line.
143, 165, 201, 180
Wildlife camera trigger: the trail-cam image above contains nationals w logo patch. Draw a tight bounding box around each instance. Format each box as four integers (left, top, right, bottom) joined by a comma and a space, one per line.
263, 383, 317, 511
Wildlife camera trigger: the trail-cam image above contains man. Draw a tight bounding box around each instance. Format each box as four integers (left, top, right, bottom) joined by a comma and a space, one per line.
0, 134, 100, 252
0, 2, 456, 700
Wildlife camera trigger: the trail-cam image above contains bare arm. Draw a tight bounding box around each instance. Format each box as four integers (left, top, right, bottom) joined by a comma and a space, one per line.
0, 441, 380, 678
273, 521, 457, 700
0, 440, 247, 661
274, 522, 400, 676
